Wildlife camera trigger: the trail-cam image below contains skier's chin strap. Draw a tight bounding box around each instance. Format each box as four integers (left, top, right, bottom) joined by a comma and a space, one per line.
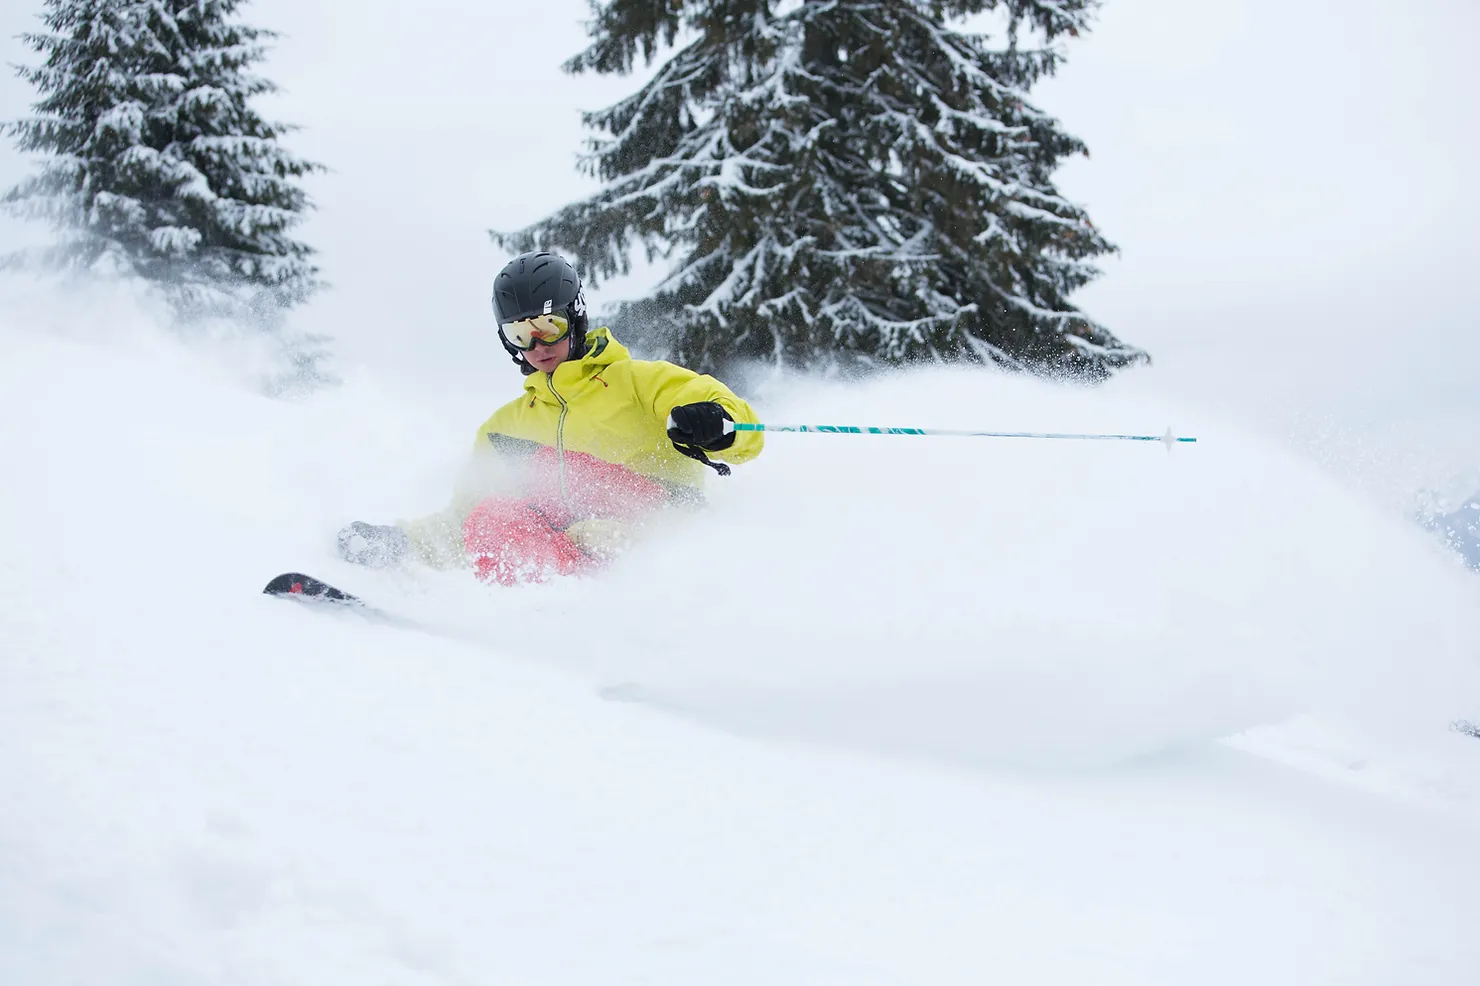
672, 442, 731, 477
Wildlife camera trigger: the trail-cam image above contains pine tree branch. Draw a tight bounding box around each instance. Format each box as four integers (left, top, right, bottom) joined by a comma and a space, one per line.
4, 0, 324, 318
500, 0, 1140, 377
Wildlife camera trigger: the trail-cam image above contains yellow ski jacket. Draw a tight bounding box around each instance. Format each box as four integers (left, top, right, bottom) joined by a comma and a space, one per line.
477, 326, 763, 486
402, 327, 763, 565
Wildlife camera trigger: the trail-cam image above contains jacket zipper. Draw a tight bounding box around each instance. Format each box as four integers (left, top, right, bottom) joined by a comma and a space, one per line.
547, 372, 570, 506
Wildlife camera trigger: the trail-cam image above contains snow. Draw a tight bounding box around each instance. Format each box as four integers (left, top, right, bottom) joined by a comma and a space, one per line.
2, 281, 1479, 984
4, 0, 1480, 980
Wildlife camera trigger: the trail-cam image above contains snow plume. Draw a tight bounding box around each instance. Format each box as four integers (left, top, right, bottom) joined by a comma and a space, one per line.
505, 369, 1480, 769
0, 274, 334, 395
6, 284, 1473, 777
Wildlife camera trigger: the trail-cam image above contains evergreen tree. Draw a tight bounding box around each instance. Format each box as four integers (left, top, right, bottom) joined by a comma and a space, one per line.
4, 0, 323, 318
496, 0, 1145, 379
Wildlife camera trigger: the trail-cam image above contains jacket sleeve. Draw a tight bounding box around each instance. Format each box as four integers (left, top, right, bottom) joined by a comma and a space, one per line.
629, 361, 764, 465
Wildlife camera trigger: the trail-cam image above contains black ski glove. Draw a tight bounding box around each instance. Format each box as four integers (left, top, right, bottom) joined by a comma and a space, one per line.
336, 521, 410, 568
666, 401, 736, 452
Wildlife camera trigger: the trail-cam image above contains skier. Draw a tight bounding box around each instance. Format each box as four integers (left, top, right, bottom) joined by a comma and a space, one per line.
336, 251, 764, 584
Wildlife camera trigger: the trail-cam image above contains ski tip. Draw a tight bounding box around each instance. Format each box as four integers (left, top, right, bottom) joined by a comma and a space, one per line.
263, 572, 314, 596
263, 572, 360, 604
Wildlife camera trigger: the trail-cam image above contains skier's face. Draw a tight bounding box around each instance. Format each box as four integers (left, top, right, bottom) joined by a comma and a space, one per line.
524, 335, 571, 374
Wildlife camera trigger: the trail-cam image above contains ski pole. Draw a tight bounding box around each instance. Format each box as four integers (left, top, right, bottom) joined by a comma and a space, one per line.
720, 421, 1197, 448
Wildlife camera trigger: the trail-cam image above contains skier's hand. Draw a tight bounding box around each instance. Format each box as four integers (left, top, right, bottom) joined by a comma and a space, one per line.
666, 401, 736, 451
336, 521, 410, 568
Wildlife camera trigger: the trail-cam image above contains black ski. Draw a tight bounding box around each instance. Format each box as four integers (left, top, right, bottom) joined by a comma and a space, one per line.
262, 572, 432, 634
1452, 720, 1480, 740
263, 572, 364, 605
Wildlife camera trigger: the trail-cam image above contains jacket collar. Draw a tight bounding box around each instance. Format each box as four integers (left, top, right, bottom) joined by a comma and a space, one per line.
523, 327, 628, 403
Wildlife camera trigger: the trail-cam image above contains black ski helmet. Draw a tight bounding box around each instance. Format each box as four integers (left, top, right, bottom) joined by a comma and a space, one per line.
492, 251, 589, 373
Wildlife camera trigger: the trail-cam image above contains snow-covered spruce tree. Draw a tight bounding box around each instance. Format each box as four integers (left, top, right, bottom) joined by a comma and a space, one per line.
495, 0, 1145, 378
4, 0, 322, 319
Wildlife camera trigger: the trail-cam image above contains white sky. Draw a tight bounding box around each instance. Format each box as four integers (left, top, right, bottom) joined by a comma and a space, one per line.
1032, 0, 1480, 430
0, 0, 1475, 491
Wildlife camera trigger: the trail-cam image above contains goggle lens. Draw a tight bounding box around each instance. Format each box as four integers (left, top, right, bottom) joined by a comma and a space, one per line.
504, 313, 571, 351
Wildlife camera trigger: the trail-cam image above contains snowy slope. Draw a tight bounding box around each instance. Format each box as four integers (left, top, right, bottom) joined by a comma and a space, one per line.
4, 0, 1480, 978
3, 288, 1480, 985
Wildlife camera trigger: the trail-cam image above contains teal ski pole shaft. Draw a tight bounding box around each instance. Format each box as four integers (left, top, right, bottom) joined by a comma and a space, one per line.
721, 421, 1197, 447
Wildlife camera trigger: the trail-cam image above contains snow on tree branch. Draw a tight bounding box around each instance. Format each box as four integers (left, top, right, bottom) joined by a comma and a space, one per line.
4, 0, 325, 326
494, 0, 1143, 379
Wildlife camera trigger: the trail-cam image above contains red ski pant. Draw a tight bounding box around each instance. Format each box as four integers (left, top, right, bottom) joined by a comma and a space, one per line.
461, 498, 591, 586
461, 447, 673, 586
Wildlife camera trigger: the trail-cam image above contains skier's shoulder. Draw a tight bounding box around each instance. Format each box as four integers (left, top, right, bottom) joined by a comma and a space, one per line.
578, 329, 685, 387
614, 350, 713, 388
609, 355, 693, 383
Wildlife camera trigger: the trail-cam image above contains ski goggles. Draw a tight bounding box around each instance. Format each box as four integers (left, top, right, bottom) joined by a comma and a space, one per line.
502, 313, 571, 351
